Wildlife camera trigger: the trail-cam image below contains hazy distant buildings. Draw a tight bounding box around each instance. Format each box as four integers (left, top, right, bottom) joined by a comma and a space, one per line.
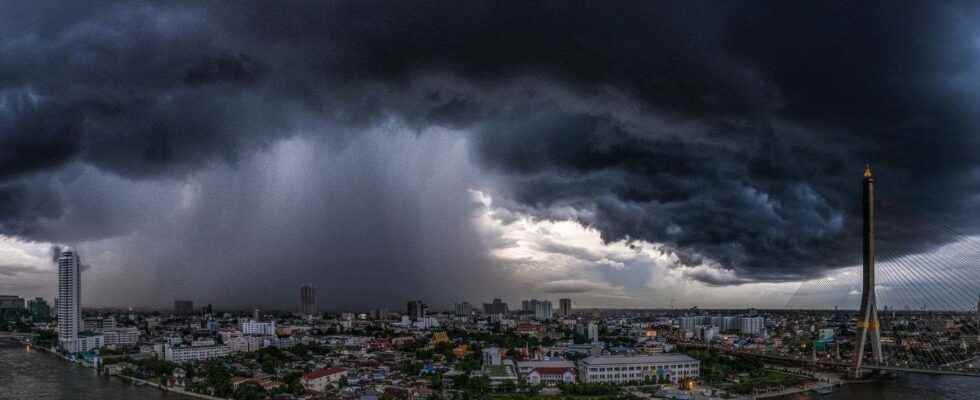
0, 295, 24, 321
300, 285, 318, 316
523, 299, 553, 320
534, 300, 553, 320
58, 249, 81, 353
559, 298, 572, 316
407, 300, 427, 321
711, 316, 738, 332
174, 300, 194, 316
28, 297, 50, 322
739, 317, 765, 336
588, 321, 600, 343
455, 301, 476, 317
482, 298, 508, 315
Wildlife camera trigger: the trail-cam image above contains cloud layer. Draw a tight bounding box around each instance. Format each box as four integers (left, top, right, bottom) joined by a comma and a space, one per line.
3, 1, 980, 307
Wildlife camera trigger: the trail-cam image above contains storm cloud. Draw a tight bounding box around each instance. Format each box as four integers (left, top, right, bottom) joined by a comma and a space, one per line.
3, 1, 980, 307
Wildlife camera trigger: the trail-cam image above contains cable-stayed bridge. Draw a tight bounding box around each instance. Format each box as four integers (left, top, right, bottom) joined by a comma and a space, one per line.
780, 166, 980, 378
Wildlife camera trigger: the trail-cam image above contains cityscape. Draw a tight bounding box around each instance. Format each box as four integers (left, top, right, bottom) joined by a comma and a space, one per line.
5, 1, 980, 400
4, 167, 980, 399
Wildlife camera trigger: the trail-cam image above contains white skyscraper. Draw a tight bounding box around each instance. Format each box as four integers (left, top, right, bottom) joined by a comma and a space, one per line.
58, 249, 81, 353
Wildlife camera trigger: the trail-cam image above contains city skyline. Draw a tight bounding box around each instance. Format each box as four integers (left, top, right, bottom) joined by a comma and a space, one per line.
5, 1, 980, 311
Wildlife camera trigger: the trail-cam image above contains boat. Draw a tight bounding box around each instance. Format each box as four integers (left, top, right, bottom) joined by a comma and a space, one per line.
813, 384, 835, 395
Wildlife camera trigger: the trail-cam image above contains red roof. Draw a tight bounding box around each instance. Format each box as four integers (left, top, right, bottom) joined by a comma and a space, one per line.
303, 367, 346, 381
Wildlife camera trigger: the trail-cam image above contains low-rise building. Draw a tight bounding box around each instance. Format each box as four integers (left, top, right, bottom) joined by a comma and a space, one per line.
164, 344, 230, 363
78, 334, 104, 353
103, 327, 140, 348
579, 354, 700, 384
302, 367, 347, 392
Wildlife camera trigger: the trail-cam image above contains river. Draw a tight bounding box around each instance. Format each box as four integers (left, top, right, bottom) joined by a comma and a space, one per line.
0, 339, 192, 400
776, 373, 980, 400
3, 339, 980, 399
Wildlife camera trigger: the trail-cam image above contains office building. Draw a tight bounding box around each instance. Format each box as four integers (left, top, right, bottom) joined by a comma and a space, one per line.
588, 321, 600, 343
579, 354, 700, 384
483, 298, 509, 315
165, 343, 231, 363
28, 297, 50, 322
77, 333, 104, 353
680, 316, 709, 334
58, 249, 81, 353
739, 317, 765, 336
534, 300, 553, 320
241, 320, 277, 336
522, 299, 553, 320
103, 327, 141, 348
174, 300, 194, 316
300, 285, 317, 316
0, 295, 25, 321
559, 298, 572, 316
455, 302, 475, 317
407, 300, 427, 321
711, 316, 739, 332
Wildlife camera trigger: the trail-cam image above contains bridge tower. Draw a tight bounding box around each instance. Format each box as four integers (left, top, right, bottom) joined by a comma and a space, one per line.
852, 165, 883, 377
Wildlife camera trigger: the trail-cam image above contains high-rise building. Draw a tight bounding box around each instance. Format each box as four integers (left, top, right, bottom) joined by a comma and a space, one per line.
0, 295, 25, 321
482, 298, 508, 315
58, 249, 81, 353
559, 298, 572, 316
454, 302, 475, 317
407, 300, 427, 321
300, 285, 318, 316
587, 321, 600, 343
533, 300, 553, 320
174, 300, 194, 316
739, 317, 764, 336
28, 297, 50, 322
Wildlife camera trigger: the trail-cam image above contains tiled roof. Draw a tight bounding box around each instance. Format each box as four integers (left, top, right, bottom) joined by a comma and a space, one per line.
303, 367, 346, 380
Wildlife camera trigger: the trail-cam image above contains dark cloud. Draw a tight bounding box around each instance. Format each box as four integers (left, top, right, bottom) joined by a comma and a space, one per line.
2, 0, 980, 306
538, 280, 616, 295
0, 264, 48, 277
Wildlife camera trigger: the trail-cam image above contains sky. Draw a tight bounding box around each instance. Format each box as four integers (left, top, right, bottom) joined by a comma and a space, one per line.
3, 1, 980, 311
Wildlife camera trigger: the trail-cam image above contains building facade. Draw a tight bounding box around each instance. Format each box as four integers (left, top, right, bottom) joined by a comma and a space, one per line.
301, 368, 347, 393
559, 298, 572, 316
300, 285, 317, 316
241, 320, 277, 336
103, 327, 141, 348
739, 317, 764, 336
165, 344, 231, 363
407, 300, 427, 321
174, 300, 194, 316
58, 249, 81, 353
579, 355, 700, 384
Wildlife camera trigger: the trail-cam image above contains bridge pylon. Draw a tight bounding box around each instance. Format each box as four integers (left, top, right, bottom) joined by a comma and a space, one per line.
852, 165, 883, 378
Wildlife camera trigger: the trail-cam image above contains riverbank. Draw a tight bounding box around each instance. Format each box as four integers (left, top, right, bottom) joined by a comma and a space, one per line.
115, 374, 229, 400
6, 337, 220, 400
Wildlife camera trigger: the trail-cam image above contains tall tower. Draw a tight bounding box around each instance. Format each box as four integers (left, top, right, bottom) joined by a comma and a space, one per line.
57, 248, 81, 353
300, 284, 317, 316
852, 165, 883, 377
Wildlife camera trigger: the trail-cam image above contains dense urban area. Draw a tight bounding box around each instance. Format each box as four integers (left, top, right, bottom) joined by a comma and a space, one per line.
4, 255, 980, 400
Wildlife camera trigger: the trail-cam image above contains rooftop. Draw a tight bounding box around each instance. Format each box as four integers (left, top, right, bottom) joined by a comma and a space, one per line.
581, 354, 698, 365
303, 367, 346, 380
